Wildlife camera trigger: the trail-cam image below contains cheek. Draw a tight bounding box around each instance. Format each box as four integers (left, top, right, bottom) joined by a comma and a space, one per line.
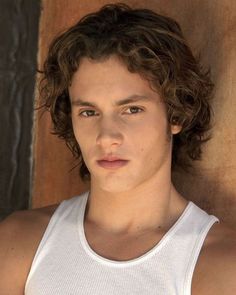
135, 121, 169, 156
72, 113, 88, 139
71, 119, 87, 149
71, 119, 80, 142
72, 121, 99, 162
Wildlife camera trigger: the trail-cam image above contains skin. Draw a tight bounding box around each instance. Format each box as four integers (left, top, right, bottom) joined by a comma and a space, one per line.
69, 55, 186, 235
0, 55, 236, 294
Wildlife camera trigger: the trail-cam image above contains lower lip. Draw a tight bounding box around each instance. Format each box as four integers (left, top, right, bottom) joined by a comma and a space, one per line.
97, 160, 129, 169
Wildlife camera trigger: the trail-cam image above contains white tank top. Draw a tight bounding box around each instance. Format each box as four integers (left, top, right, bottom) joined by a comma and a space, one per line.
25, 191, 219, 295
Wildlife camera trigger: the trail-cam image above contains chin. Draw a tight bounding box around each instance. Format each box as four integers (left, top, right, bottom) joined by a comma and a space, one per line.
92, 175, 135, 193
100, 182, 130, 193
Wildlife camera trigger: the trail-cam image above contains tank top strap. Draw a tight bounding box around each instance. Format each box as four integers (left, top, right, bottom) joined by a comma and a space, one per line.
25, 191, 89, 290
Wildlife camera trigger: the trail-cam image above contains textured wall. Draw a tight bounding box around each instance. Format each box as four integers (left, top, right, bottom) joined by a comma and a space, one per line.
34, 0, 236, 229
0, 0, 41, 220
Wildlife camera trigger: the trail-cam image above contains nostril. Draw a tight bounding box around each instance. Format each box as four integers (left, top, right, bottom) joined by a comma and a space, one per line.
96, 131, 123, 147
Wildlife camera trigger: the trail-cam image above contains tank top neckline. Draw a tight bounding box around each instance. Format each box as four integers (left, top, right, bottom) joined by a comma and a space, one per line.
77, 191, 193, 267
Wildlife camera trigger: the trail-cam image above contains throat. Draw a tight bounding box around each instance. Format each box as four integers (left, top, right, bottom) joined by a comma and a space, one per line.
83, 220, 166, 261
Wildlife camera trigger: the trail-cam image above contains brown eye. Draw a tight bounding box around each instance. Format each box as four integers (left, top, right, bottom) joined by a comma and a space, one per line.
79, 110, 98, 117
125, 106, 143, 114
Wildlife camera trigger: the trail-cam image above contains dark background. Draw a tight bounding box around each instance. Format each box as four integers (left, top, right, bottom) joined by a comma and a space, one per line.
0, 0, 41, 220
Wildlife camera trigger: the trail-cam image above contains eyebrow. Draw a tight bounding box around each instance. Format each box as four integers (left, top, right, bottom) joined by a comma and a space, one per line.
71, 94, 153, 107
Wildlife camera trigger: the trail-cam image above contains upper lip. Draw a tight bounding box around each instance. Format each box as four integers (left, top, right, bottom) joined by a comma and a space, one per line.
98, 156, 127, 161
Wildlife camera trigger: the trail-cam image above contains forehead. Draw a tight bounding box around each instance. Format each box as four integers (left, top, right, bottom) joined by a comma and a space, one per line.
69, 55, 161, 102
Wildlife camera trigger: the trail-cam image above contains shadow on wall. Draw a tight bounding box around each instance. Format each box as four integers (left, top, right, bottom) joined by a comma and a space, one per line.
124, 0, 236, 229
172, 167, 236, 230
166, 0, 236, 230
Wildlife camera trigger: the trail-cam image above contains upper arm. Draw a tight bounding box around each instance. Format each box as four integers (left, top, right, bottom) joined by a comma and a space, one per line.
0, 206, 56, 295
192, 223, 236, 295
0, 211, 29, 294
219, 229, 236, 294
207, 225, 236, 294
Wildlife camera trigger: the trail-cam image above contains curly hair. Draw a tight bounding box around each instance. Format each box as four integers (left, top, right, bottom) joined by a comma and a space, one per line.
40, 3, 214, 181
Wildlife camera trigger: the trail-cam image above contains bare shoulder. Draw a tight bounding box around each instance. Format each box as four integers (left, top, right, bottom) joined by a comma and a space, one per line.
0, 204, 59, 295
192, 221, 236, 295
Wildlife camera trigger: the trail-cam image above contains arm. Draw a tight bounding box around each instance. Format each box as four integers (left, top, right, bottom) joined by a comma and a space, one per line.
192, 223, 236, 295
0, 205, 57, 294
0, 212, 29, 294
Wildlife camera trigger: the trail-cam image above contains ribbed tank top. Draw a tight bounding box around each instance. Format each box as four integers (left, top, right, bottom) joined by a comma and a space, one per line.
25, 191, 219, 295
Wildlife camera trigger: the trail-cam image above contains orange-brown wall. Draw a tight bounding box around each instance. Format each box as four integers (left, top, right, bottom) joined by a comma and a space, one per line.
33, 0, 236, 229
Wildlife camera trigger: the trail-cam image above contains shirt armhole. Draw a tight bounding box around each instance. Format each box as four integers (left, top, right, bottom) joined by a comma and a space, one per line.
183, 216, 220, 295
24, 200, 67, 292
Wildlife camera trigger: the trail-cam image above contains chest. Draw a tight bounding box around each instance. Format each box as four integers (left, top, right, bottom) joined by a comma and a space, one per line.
84, 222, 165, 261
84, 222, 223, 295
26, 215, 224, 295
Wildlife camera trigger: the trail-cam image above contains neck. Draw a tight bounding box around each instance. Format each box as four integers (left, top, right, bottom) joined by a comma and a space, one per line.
84, 173, 188, 236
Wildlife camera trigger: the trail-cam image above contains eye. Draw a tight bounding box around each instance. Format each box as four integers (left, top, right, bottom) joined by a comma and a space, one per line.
124, 106, 144, 114
78, 106, 144, 118
79, 110, 98, 117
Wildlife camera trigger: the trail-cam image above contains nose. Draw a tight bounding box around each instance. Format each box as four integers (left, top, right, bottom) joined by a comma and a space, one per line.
96, 118, 123, 148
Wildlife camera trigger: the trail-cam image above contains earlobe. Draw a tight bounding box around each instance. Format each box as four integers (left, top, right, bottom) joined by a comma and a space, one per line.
171, 124, 182, 135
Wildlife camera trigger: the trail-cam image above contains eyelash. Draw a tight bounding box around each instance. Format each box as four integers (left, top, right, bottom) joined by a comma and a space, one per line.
78, 106, 144, 117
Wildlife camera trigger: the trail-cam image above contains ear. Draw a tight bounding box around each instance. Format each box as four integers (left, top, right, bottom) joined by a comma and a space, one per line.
171, 124, 182, 135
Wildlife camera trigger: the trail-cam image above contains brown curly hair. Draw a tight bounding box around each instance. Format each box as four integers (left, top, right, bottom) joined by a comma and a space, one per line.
40, 3, 214, 181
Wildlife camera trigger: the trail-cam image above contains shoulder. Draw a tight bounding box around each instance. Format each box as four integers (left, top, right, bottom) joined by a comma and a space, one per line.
0, 203, 59, 241
192, 221, 236, 295
0, 204, 59, 294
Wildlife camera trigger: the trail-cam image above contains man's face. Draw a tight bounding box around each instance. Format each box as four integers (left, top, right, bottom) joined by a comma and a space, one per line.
69, 55, 181, 193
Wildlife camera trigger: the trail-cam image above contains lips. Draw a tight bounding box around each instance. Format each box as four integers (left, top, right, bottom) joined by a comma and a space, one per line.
97, 156, 129, 169
98, 156, 126, 161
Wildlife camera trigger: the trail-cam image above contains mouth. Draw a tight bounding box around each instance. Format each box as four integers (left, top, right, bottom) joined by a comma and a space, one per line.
97, 159, 129, 169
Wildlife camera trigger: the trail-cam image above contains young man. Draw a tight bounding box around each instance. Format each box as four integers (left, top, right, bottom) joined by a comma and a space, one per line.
0, 3, 235, 294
